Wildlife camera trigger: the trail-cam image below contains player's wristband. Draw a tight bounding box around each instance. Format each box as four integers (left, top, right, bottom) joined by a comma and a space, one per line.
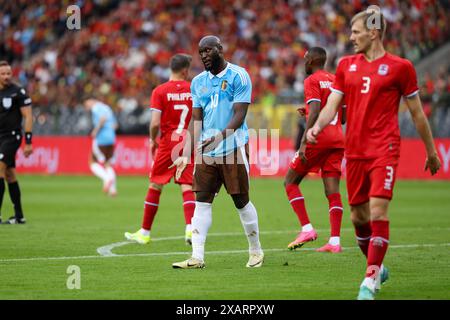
25, 132, 32, 145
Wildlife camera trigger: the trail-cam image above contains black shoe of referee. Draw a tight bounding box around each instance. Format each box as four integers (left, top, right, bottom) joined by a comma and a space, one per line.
2, 216, 26, 224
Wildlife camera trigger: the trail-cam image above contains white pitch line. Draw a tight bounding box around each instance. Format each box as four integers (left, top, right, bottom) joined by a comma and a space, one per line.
0, 243, 449, 264
97, 227, 450, 257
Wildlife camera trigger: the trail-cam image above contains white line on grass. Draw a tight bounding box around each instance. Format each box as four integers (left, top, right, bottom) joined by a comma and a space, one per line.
0, 243, 449, 264
97, 227, 450, 257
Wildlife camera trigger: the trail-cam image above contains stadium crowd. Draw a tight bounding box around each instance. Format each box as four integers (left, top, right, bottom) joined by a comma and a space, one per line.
1, 0, 449, 136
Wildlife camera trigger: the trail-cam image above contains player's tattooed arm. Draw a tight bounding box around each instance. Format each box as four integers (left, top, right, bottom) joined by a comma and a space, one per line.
200, 102, 248, 151
149, 111, 161, 156
171, 108, 202, 179
307, 91, 342, 144
404, 93, 441, 175
298, 101, 321, 163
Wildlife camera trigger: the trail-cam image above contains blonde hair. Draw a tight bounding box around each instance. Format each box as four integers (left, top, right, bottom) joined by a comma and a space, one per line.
351, 7, 387, 40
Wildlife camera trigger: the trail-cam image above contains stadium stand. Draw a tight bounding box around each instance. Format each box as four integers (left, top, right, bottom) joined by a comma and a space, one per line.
1, 0, 449, 137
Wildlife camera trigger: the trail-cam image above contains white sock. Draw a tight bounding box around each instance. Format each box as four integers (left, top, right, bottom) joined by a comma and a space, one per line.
90, 163, 108, 181
329, 236, 340, 246
302, 223, 313, 232
361, 277, 377, 292
140, 228, 150, 236
237, 201, 263, 255
105, 166, 117, 193
191, 202, 212, 261
185, 224, 192, 233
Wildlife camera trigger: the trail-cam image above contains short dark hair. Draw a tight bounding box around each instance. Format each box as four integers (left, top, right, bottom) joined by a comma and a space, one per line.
0, 61, 10, 67
308, 47, 327, 66
170, 54, 192, 73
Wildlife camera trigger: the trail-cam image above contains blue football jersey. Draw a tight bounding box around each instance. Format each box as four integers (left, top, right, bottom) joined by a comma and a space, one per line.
91, 101, 117, 146
191, 62, 252, 157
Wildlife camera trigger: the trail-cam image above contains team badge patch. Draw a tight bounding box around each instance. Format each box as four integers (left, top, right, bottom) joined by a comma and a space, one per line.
349, 64, 357, 72
221, 80, 228, 90
2, 97, 12, 109
378, 64, 389, 76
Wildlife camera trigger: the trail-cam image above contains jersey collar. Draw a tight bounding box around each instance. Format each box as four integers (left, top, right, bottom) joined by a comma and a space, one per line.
208, 62, 229, 79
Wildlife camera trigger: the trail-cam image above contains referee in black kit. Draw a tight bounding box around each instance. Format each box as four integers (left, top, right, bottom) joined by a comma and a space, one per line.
0, 61, 33, 224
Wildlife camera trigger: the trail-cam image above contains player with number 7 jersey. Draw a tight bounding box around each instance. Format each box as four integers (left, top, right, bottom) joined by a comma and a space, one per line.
124, 54, 196, 246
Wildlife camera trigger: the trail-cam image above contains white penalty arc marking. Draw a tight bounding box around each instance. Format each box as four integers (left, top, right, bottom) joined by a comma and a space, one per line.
97, 227, 450, 257
0, 243, 449, 264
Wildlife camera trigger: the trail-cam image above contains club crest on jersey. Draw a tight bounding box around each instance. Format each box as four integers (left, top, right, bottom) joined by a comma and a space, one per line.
378, 64, 389, 76
221, 80, 228, 91
2, 97, 12, 109
349, 64, 357, 72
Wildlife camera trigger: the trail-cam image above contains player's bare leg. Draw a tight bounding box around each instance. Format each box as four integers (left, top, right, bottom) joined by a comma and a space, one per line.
124, 182, 163, 244
180, 184, 195, 245
316, 177, 343, 253
284, 169, 317, 250
231, 193, 264, 267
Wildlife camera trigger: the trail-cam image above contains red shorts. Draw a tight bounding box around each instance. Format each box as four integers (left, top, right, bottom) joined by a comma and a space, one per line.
290, 147, 344, 178
150, 140, 194, 185
346, 156, 399, 206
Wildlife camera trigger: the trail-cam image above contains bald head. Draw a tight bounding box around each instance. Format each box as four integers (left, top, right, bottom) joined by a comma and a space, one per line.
198, 35, 226, 74
199, 35, 222, 49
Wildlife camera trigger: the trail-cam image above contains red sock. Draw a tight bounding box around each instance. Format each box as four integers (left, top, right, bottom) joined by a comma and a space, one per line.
355, 222, 372, 257
141, 188, 161, 230
182, 190, 195, 225
285, 184, 310, 227
327, 193, 343, 237
366, 220, 390, 278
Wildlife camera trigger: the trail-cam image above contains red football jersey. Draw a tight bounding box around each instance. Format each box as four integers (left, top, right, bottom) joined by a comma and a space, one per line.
304, 70, 344, 149
150, 80, 192, 140
331, 53, 419, 159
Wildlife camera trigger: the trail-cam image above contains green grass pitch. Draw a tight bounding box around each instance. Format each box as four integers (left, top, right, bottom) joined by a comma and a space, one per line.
0, 175, 449, 300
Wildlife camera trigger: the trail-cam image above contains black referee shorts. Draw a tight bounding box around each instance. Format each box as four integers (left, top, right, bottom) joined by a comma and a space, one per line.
0, 131, 22, 168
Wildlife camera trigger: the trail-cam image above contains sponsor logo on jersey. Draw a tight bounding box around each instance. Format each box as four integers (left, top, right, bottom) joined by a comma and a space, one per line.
378, 64, 389, 76
319, 81, 332, 89
349, 64, 357, 72
2, 97, 12, 109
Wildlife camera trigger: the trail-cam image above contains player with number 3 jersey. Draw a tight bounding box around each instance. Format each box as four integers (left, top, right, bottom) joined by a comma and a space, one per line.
307, 8, 440, 300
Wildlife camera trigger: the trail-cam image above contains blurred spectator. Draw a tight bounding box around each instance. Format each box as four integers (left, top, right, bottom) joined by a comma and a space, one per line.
2, 0, 450, 135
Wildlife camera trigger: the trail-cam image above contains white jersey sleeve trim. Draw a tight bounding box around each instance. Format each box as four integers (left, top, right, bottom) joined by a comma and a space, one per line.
306, 98, 321, 105
330, 87, 344, 95
405, 89, 419, 98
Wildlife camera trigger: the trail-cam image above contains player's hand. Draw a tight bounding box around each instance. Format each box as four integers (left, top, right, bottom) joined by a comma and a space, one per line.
90, 129, 98, 138
297, 106, 306, 117
306, 125, 320, 144
198, 136, 217, 153
150, 139, 159, 157
169, 156, 188, 181
23, 144, 33, 158
424, 153, 441, 176
298, 143, 307, 164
